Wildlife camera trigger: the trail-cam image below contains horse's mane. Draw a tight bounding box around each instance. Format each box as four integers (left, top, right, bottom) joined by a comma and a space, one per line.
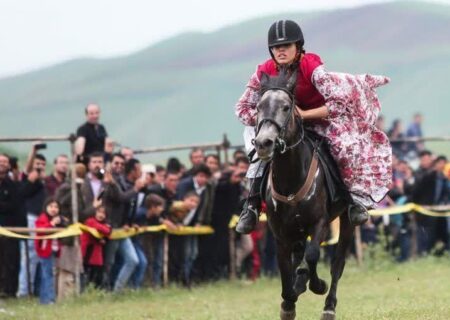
260, 66, 297, 95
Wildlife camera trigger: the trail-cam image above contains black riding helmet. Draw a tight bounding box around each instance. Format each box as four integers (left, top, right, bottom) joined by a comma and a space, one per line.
268, 20, 304, 62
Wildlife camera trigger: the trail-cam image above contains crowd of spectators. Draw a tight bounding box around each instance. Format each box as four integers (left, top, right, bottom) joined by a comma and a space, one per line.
0, 105, 449, 303
362, 114, 450, 262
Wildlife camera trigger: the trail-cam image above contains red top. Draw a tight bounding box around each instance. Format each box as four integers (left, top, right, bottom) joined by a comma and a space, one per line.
81, 217, 112, 266
34, 213, 61, 258
256, 53, 326, 110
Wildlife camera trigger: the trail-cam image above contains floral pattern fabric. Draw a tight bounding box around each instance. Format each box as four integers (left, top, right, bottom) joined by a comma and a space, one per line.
235, 65, 392, 207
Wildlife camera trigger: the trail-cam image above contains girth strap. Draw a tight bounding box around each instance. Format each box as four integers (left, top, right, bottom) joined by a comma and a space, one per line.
269, 151, 319, 206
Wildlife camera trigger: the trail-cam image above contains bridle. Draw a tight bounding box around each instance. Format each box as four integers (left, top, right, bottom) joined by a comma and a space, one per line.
252, 87, 304, 155
252, 86, 320, 206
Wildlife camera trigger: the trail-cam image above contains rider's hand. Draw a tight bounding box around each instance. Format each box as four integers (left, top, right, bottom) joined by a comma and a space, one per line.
295, 105, 304, 118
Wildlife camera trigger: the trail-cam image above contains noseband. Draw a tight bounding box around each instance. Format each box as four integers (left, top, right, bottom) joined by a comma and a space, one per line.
253, 87, 304, 155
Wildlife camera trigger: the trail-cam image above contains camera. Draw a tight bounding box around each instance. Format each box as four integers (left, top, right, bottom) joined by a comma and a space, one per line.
95, 168, 105, 180
34, 143, 47, 150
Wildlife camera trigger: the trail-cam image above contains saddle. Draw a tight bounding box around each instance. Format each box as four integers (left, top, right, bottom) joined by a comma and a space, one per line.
260, 129, 350, 209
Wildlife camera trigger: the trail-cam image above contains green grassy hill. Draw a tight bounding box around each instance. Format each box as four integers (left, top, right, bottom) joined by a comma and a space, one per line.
0, 1, 449, 162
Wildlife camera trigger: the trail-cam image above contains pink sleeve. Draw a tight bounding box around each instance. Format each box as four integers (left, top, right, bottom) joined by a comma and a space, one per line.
235, 70, 261, 127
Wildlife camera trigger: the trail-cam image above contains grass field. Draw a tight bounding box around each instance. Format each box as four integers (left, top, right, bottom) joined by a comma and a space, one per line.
1, 257, 449, 320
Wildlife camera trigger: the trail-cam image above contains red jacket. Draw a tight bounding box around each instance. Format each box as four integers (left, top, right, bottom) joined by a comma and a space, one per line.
256, 53, 326, 110
34, 213, 61, 258
81, 217, 112, 266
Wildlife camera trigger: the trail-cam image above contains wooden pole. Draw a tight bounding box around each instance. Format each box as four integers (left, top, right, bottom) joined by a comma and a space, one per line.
69, 136, 81, 295
354, 226, 363, 266
223, 134, 230, 169
163, 232, 169, 288
0, 136, 70, 142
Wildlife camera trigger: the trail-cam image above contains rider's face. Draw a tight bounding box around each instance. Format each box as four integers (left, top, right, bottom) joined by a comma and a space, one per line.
271, 43, 297, 65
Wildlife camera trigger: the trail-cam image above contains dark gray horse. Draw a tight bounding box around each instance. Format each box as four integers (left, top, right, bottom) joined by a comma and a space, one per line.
253, 68, 354, 320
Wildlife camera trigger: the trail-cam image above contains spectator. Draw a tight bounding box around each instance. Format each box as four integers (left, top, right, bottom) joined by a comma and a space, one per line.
154, 165, 166, 186
183, 148, 205, 177
205, 154, 221, 180
413, 155, 450, 255
81, 205, 112, 288
232, 149, 247, 163
75, 103, 109, 164
210, 158, 249, 279
102, 158, 144, 292
415, 150, 433, 182
388, 119, 407, 158
45, 154, 69, 197
167, 157, 183, 175
406, 113, 424, 156
0, 153, 21, 297
120, 147, 134, 162
17, 147, 47, 297
34, 197, 67, 304
129, 193, 167, 288
169, 191, 200, 287
147, 171, 180, 287
104, 139, 115, 164
110, 153, 127, 189
176, 164, 214, 283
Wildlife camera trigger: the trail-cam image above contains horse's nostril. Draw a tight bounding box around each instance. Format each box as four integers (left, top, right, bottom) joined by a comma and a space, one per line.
263, 139, 274, 148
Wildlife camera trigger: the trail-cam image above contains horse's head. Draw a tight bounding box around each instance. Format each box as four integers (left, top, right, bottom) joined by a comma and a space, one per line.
254, 68, 300, 161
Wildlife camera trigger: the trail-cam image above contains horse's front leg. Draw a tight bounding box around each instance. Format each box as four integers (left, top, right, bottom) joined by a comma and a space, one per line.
292, 238, 309, 296
305, 217, 329, 295
276, 241, 297, 320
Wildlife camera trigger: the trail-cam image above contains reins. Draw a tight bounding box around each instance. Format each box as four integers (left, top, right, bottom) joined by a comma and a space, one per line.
252, 86, 318, 206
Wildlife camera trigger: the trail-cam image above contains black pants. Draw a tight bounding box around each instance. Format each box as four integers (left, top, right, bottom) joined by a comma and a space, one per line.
84, 265, 104, 288
0, 237, 20, 297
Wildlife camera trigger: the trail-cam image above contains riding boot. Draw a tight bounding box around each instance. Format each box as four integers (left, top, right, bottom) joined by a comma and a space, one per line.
236, 178, 263, 234
348, 200, 369, 226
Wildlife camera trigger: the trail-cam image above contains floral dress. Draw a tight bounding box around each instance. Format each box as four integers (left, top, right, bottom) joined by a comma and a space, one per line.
235, 54, 392, 207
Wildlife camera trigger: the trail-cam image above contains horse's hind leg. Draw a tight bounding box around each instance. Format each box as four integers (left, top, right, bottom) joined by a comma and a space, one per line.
321, 213, 353, 320
276, 242, 297, 320
305, 218, 329, 295
292, 239, 309, 296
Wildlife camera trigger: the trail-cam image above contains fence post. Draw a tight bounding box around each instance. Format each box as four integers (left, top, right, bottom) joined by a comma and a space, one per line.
69, 134, 81, 295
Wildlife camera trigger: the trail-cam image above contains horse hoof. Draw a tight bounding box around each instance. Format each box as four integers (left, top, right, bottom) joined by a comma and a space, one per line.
320, 310, 336, 320
309, 279, 328, 295
293, 268, 309, 296
280, 309, 296, 320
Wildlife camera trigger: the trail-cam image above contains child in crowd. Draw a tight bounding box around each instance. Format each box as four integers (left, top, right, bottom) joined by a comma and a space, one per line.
169, 191, 200, 226
144, 194, 167, 226
169, 192, 200, 287
81, 205, 112, 288
35, 197, 67, 304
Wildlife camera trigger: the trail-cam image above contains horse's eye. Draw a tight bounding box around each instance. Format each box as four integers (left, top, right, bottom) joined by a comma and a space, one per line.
282, 105, 290, 112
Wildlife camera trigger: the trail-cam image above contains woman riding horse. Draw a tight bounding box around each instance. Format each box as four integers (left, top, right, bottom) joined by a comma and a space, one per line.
235, 20, 392, 234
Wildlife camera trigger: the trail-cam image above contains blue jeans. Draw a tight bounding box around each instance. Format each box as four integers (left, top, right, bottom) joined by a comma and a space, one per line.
113, 238, 139, 291
152, 235, 164, 287
39, 254, 55, 304
130, 240, 148, 288
17, 214, 39, 297
184, 236, 198, 283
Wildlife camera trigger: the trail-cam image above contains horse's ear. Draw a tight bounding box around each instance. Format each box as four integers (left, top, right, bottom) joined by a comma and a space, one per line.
260, 72, 270, 87
286, 70, 297, 93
